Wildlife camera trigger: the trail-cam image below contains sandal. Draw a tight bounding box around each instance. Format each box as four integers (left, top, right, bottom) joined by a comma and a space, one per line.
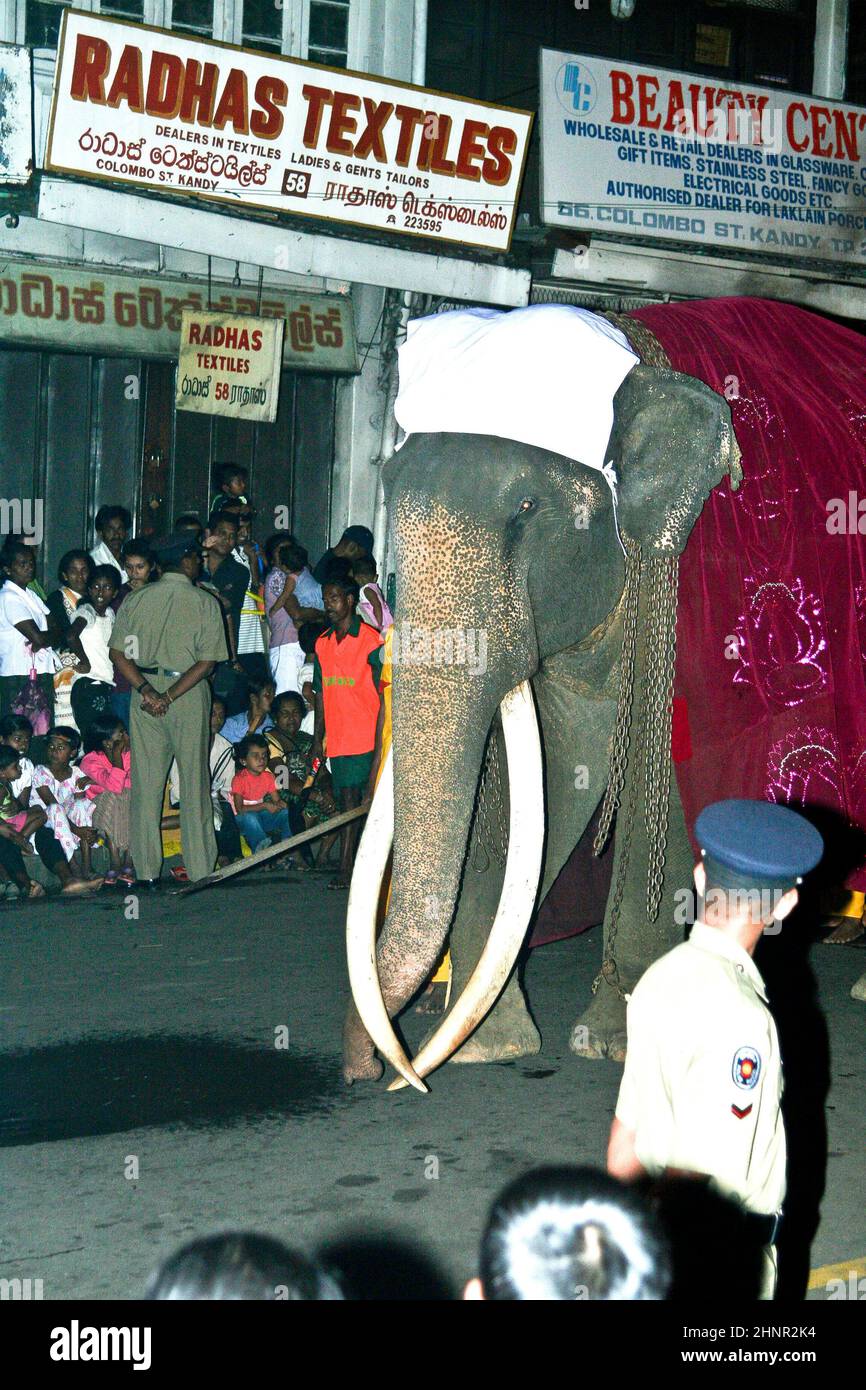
118, 868, 136, 885
170, 865, 190, 883
25, 881, 46, 900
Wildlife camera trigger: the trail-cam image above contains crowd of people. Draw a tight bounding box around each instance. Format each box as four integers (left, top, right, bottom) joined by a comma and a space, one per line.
0, 464, 393, 895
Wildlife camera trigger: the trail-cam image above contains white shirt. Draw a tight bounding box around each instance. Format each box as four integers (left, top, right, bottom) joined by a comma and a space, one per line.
615, 923, 786, 1217
0, 581, 56, 676
90, 540, 127, 584
11, 754, 34, 799
72, 604, 116, 686
395, 304, 639, 473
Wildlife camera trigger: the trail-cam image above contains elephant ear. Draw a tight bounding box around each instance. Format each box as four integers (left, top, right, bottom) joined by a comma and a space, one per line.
609, 363, 741, 556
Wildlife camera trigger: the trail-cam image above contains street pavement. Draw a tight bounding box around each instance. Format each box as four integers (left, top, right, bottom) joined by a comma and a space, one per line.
0, 871, 863, 1301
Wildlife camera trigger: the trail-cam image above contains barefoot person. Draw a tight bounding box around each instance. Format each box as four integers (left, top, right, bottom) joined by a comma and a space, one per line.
311, 577, 383, 890
0, 743, 97, 895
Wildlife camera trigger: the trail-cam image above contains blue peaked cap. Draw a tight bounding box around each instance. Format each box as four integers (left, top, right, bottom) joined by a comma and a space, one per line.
695, 799, 823, 884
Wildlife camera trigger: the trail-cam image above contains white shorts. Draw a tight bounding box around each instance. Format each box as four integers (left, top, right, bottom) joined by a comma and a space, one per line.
269, 642, 305, 696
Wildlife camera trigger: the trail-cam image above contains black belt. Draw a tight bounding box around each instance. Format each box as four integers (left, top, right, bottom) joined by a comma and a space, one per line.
139, 666, 182, 678
744, 1211, 781, 1245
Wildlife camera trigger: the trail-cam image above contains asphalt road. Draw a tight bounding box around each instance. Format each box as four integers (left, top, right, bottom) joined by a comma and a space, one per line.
0, 871, 863, 1300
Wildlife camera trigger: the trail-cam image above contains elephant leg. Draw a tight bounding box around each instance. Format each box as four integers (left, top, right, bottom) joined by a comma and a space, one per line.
571, 764, 692, 1061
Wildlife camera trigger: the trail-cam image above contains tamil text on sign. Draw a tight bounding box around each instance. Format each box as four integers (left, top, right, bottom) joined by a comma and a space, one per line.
177, 309, 284, 422
0, 263, 357, 370
45, 11, 533, 253
540, 47, 866, 269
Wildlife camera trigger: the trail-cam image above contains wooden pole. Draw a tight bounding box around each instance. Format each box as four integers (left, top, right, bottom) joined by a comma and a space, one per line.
178, 805, 368, 895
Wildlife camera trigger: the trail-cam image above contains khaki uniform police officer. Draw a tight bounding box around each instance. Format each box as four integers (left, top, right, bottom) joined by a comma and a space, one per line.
607, 798, 823, 1299
110, 534, 227, 885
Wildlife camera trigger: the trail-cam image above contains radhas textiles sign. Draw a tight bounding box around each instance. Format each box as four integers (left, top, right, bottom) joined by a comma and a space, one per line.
45, 11, 533, 252
540, 48, 866, 269
177, 309, 284, 422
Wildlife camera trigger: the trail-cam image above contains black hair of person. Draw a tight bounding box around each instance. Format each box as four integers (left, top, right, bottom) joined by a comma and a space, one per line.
245, 674, 276, 701
174, 513, 204, 532
0, 536, 35, 571
82, 713, 125, 756
211, 695, 227, 716
144, 1232, 343, 1301
46, 724, 82, 755
207, 510, 239, 532
213, 462, 248, 490
263, 530, 296, 566
121, 538, 155, 563
275, 540, 309, 572
94, 505, 131, 533
57, 549, 93, 582
322, 575, 360, 605
0, 714, 33, 739
352, 553, 377, 580
298, 621, 326, 656
88, 564, 122, 590
272, 691, 306, 720
479, 1167, 671, 1301
0, 744, 22, 772
235, 732, 270, 763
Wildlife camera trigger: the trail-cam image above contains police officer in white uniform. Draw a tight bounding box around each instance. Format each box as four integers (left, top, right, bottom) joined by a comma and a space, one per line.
607, 798, 823, 1299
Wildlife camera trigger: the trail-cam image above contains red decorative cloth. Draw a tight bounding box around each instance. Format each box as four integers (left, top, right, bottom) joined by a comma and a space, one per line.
532, 295, 866, 948
634, 297, 866, 889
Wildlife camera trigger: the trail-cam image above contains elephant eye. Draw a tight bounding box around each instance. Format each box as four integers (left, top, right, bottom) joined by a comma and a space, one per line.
516, 497, 536, 516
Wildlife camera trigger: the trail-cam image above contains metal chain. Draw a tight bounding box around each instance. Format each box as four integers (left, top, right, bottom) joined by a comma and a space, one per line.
644, 555, 679, 920
593, 540, 642, 856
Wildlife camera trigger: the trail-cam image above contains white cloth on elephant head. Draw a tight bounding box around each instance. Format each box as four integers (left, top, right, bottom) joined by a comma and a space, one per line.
395, 305, 639, 474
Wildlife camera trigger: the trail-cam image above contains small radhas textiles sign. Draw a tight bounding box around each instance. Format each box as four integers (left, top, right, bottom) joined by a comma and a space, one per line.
45, 10, 533, 252
176, 309, 284, 422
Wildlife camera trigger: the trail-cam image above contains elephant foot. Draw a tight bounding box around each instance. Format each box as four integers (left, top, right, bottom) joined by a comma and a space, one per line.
342, 1053, 384, 1085
570, 981, 628, 1062
448, 1012, 541, 1066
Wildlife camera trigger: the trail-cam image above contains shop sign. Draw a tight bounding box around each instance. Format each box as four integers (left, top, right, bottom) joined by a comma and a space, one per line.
0, 44, 34, 185
45, 11, 533, 252
176, 308, 284, 422
540, 48, 866, 269
0, 260, 357, 370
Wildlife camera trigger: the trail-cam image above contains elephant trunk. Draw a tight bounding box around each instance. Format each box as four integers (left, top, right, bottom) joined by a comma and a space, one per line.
344, 499, 545, 1087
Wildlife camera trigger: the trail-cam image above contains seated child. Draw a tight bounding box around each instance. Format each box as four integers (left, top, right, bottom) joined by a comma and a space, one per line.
230, 733, 290, 856
0, 745, 97, 896
0, 714, 35, 805
351, 555, 393, 633
80, 714, 134, 886
30, 725, 102, 882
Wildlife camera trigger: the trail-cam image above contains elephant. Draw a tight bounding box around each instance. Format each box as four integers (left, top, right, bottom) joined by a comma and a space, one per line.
341, 300, 745, 1089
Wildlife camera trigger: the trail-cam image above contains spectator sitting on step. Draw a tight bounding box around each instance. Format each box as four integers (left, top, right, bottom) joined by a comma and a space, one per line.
30, 725, 102, 883
220, 674, 275, 745
465, 1167, 671, 1302
230, 732, 290, 858
0, 743, 98, 896
0, 713, 35, 807
170, 696, 240, 869
80, 714, 134, 887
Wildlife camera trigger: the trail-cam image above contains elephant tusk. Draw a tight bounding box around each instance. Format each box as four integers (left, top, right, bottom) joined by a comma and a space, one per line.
345, 745, 428, 1093
387, 680, 544, 1092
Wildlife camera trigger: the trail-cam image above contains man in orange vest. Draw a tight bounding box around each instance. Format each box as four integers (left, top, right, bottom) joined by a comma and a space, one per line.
312, 575, 384, 889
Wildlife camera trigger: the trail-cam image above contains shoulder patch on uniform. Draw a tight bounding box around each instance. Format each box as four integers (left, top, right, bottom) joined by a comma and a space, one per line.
732, 1046, 761, 1089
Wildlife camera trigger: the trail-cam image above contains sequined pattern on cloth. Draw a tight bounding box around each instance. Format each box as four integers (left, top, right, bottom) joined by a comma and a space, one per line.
732, 576, 828, 708
765, 727, 843, 812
